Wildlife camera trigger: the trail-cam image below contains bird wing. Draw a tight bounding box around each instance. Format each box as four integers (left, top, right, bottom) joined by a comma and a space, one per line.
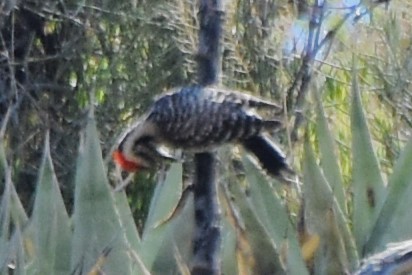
205, 87, 282, 110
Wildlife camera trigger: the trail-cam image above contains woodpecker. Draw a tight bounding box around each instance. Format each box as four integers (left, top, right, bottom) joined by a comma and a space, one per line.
113, 85, 292, 177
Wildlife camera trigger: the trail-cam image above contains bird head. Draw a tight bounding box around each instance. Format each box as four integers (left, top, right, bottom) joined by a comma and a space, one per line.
113, 139, 176, 173
112, 119, 159, 173
112, 120, 170, 173
113, 133, 162, 172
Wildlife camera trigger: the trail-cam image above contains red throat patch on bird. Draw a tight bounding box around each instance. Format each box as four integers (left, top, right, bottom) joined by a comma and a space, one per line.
112, 150, 140, 172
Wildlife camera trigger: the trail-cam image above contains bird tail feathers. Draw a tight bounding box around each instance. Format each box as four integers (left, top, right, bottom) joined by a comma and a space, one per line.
242, 135, 293, 180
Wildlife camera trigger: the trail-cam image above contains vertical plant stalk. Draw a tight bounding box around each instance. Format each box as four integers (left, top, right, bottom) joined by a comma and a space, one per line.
191, 0, 223, 274
191, 153, 220, 274
197, 0, 223, 86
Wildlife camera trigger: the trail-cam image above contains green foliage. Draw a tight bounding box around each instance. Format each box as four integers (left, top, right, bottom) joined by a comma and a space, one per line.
300, 59, 412, 273
1, 0, 412, 273
1, 74, 412, 273
0, 114, 192, 274
2, 0, 409, 227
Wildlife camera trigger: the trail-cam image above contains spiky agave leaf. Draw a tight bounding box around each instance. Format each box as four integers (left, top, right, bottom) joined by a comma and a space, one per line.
303, 138, 359, 273
225, 167, 286, 275
71, 114, 133, 274
366, 137, 412, 252
351, 60, 386, 256
138, 163, 194, 273
242, 156, 309, 275
313, 87, 347, 215
29, 133, 71, 274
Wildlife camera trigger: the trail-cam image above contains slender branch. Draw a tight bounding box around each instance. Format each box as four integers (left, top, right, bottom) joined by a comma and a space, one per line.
285, 1, 319, 111
287, 1, 322, 141
287, 1, 387, 141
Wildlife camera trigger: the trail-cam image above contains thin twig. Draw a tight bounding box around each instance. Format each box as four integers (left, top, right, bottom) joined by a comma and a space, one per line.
287, 1, 387, 141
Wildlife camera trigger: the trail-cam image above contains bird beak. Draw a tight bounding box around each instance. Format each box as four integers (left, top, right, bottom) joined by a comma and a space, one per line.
112, 150, 140, 172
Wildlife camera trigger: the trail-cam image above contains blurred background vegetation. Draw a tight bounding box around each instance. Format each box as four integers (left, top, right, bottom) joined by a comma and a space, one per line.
1, 0, 411, 248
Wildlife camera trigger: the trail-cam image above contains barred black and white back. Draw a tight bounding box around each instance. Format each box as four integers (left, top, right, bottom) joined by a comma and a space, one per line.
114, 85, 292, 177
146, 86, 281, 147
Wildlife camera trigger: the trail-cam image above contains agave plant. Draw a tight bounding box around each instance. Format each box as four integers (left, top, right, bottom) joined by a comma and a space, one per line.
1, 61, 412, 274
